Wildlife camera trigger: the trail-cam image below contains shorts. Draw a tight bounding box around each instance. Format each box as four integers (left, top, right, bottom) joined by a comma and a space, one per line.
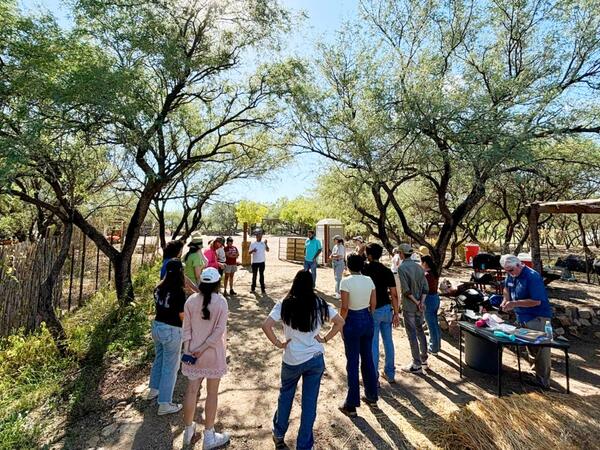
224, 264, 237, 274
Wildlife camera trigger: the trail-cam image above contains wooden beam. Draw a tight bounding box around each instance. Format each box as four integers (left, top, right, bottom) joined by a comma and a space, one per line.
528, 204, 542, 273
536, 199, 600, 214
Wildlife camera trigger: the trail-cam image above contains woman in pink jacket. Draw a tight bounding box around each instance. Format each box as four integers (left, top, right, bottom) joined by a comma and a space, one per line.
203, 240, 224, 271
181, 267, 229, 449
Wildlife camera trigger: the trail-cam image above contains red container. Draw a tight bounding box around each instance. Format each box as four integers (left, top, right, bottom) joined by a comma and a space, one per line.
465, 243, 480, 266
518, 253, 533, 268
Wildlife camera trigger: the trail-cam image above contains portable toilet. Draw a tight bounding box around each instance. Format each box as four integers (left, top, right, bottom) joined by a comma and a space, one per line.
316, 219, 344, 266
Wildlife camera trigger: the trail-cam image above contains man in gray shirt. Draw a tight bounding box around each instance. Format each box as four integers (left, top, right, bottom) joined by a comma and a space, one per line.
397, 243, 429, 373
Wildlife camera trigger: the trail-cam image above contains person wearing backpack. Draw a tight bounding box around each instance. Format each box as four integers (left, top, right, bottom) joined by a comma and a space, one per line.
262, 270, 344, 450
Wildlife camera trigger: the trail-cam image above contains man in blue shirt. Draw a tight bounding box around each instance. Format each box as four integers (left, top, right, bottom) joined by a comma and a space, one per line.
304, 230, 322, 287
500, 255, 553, 388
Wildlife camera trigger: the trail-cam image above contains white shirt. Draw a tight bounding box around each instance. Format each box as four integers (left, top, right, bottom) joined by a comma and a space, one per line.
340, 274, 375, 310
331, 243, 346, 260
391, 254, 401, 273
216, 247, 226, 263
269, 300, 338, 366
250, 240, 267, 263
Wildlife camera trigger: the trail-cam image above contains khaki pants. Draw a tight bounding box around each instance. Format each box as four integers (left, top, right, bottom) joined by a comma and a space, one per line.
522, 317, 552, 387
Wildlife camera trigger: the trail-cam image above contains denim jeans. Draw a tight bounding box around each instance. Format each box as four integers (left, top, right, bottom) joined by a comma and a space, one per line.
273, 353, 325, 450
520, 317, 552, 387
251, 262, 265, 291
149, 320, 182, 404
372, 304, 395, 380
402, 310, 428, 367
332, 260, 345, 294
424, 294, 441, 353
343, 308, 378, 407
303, 259, 317, 286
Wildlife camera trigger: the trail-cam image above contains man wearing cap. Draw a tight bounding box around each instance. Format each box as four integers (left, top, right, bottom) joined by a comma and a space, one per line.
304, 230, 322, 287
500, 254, 553, 389
397, 243, 429, 374
352, 236, 366, 259
249, 229, 269, 294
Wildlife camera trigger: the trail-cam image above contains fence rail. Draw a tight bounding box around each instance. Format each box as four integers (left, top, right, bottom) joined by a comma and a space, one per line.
0, 227, 160, 338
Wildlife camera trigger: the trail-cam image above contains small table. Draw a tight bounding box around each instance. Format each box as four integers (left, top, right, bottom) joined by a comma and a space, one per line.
458, 321, 570, 396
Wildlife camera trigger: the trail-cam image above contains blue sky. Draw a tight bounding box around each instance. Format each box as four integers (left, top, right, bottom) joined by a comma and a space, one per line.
19, 0, 359, 204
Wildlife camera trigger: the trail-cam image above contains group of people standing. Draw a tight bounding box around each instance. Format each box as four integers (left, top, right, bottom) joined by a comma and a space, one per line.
146, 232, 441, 450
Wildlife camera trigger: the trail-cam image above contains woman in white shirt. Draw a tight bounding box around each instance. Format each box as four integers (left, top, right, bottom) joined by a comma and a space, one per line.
338, 254, 378, 417
262, 270, 344, 450
330, 235, 346, 299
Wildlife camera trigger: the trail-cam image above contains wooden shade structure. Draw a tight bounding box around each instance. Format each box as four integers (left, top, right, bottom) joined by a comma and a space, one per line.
528, 199, 600, 273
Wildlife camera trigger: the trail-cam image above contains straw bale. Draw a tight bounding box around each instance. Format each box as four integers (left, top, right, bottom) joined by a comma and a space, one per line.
432, 392, 600, 450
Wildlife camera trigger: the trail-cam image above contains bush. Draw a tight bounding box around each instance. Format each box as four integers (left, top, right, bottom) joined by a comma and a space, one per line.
0, 262, 159, 447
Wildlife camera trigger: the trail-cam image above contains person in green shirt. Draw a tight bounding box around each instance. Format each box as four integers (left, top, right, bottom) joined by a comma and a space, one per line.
184, 236, 206, 286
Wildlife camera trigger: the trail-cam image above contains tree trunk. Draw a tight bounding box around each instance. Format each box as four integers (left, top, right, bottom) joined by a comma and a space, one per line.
513, 227, 530, 255
155, 201, 167, 250
113, 255, 134, 305
501, 221, 516, 254
38, 223, 73, 356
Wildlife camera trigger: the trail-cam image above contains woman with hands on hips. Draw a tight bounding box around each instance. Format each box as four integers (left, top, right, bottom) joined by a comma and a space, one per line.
181, 267, 230, 449
262, 270, 344, 450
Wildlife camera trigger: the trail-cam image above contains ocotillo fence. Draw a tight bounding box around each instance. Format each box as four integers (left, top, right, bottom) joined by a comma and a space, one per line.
0, 225, 160, 338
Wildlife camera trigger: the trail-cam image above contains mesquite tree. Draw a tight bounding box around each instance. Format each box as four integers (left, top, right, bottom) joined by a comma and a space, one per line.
288, 0, 600, 273
1, 0, 290, 303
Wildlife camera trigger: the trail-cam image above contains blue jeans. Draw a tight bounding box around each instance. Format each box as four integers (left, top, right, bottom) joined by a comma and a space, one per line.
304, 259, 317, 286
149, 320, 182, 404
372, 304, 395, 380
273, 353, 325, 450
343, 308, 378, 408
424, 294, 441, 353
332, 260, 345, 294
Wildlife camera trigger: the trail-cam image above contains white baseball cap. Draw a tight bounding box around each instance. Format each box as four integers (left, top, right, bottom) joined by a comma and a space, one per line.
200, 267, 221, 283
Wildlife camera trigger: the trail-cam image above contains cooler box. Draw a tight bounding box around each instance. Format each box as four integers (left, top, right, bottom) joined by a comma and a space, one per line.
518, 252, 533, 268
465, 244, 480, 266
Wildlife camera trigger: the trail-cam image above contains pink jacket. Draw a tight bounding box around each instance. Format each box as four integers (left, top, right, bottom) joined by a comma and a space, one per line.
182, 292, 228, 379
203, 248, 220, 270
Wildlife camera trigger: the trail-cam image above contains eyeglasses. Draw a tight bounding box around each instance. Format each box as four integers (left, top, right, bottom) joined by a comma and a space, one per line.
504, 267, 517, 273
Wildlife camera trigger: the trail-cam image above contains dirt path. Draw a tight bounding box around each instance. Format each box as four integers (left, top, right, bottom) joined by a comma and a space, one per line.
58, 236, 600, 450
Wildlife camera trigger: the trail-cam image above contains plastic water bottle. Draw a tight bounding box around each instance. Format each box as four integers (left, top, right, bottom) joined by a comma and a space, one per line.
544, 320, 553, 339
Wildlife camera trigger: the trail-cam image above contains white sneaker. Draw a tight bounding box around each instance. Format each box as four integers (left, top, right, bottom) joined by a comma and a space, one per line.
422, 359, 428, 367
157, 402, 183, 415
401, 363, 423, 374
183, 422, 196, 446
142, 388, 159, 400
203, 428, 230, 449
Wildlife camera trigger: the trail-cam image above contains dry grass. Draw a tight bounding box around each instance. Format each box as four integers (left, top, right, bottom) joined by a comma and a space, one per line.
432, 392, 600, 450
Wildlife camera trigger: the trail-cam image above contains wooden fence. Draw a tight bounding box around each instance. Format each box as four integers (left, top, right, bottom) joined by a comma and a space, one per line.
0, 226, 160, 338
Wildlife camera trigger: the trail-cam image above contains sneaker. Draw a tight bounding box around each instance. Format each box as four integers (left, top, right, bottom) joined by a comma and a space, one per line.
429, 350, 439, 356
183, 422, 196, 446
250, 288, 256, 293
261, 289, 267, 294
230, 289, 237, 296
338, 402, 357, 418
421, 359, 428, 367
361, 396, 378, 407
203, 428, 230, 449
401, 364, 423, 374
157, 402, 183, 415
142, 388, 159, 400
272, 435, 288, 449
381, 372, 396, 384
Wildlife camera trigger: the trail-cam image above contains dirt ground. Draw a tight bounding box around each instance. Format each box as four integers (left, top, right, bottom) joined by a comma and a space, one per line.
54, 236, 600, 450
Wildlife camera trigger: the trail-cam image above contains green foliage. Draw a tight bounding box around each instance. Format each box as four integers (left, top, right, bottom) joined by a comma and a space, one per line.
0, 262, 159, 447
235, 200, 269, 227
203, 202, 238, 233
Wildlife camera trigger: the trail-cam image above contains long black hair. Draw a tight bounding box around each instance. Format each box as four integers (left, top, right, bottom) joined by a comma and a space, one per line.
163, 240, 184, 260
184, 243, 201, 262
421, 255, 439, 278
156, 258, 185, 293
199, 281, 220, 320
281, 270, 329, 333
